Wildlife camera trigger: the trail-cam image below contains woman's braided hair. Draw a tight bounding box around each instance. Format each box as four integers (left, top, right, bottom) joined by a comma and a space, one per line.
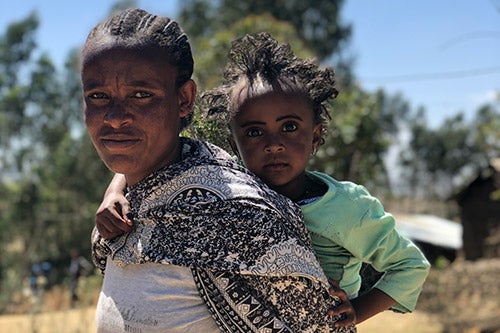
80, 8, 195, 129
202, 32, 338, 143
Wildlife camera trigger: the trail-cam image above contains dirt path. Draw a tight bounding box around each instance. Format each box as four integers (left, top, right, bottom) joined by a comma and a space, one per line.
357, 310, 443, 332
0, 307, 96, 333
0, 308, 442, 333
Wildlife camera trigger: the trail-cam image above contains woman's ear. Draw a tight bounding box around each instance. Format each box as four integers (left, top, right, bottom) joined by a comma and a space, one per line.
227, 136, 240, 158
178, 79, 197, 118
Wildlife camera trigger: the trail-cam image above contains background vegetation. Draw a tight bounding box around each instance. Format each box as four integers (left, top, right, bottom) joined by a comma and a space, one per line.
0, 0, 498, 316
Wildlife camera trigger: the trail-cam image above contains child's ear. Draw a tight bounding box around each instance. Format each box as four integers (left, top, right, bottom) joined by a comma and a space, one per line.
227, 136, 240, 158
312, 124, 323, 152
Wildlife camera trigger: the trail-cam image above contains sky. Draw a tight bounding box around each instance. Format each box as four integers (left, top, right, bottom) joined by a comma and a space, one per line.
1, 0, 499, 129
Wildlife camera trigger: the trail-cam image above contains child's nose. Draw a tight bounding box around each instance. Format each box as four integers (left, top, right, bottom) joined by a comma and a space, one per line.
264, 140, 285, 153
263, 132, 286, 153
265, 144, 284, 153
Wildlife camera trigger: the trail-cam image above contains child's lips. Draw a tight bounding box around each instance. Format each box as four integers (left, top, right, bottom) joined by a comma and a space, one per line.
264, 162, 288, 171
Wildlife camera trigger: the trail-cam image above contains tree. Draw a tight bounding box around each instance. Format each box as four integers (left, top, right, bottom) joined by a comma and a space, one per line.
400, 98, 500, 199
178, 0, 352, 62
185, 13, 314, 150
0, 15, 113, 312
179, 1, 407, 194
471, 98, 500, 164
309, 87, 410, 192
192, 13, 314, 90
0, 12, 39, 176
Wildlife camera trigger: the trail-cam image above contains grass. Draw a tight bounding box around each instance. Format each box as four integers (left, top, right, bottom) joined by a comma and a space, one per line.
357, 311, 443, 333
0, 274, 444, 333
0, 307, 96, 333
0, 304, 443, 333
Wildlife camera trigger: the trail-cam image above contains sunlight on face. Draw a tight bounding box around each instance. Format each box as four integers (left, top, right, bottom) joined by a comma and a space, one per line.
230, 92, 322, 198
82, 47, 193, 185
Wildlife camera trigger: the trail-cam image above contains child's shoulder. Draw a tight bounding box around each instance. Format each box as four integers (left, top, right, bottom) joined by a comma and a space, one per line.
308, 171, 371, 198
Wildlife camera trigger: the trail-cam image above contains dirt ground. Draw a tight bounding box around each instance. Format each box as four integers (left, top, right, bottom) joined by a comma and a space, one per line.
3, 258, 499, 332
0, 307, 442, 333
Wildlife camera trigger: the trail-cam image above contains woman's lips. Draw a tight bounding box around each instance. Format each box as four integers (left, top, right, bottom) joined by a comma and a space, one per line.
100, 136, 140, 151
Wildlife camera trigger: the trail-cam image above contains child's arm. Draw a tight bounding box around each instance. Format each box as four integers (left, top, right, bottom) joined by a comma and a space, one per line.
95, 173, 133, 239
331, 287, 396, 325
352, 288, 396, 323
323, 181, 430, 325
327, 278, 357, 327
349, 209, 430, 321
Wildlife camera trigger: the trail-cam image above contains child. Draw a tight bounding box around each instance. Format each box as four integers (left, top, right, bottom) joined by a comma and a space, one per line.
97, 32, 430, 327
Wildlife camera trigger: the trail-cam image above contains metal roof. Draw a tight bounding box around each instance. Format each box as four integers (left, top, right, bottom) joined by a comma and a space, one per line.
394, 214, 463, 250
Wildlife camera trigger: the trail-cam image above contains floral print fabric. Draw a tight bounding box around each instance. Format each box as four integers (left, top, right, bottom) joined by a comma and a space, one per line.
92, 137, 356, 332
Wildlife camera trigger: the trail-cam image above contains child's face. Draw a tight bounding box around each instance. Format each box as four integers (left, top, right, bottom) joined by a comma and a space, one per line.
229, 92, 322, 197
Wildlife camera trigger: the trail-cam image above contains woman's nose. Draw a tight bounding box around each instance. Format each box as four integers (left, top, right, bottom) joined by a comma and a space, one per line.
104, 101, 131, 128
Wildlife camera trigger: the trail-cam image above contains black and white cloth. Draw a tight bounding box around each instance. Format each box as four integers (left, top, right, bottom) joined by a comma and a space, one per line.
92, 137, 356, 333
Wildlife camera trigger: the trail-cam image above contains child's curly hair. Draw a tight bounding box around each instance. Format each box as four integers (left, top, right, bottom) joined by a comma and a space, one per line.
202, 32, 338, 144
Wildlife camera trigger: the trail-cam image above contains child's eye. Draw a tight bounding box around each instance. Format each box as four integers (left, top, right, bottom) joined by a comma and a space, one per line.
133, 91, 153, 98
246, 128, 263, 137
282, 122, 298, 132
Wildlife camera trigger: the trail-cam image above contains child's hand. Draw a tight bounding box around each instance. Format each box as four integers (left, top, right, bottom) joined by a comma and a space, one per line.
327, 278, 357, 327
95, 192, 133, 239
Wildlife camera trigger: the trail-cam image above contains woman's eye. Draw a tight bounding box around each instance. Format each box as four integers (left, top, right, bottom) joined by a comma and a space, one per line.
133, 91, 152, 98
282, 122, 298, 132
246, 128, 262, 137
88, 92, 108, 99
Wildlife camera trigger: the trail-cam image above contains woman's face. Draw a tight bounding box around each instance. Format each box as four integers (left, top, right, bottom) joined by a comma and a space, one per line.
82, 47, 195, 185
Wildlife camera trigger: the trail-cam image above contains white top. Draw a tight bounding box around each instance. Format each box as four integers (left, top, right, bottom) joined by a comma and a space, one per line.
95, 258, 220, 333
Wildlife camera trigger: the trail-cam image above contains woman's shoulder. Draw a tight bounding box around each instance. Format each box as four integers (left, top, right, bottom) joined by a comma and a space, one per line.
183, 138, 301, 213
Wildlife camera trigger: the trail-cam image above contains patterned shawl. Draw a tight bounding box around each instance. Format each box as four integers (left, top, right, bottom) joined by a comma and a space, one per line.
92, 137, 356, 333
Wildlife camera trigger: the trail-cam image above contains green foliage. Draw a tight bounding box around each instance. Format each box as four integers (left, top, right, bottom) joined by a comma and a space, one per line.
186, 102, 231, 152
0, 13, 111, 314
0, 0, 497, 315
0, 11, 39, 88
400, 98, 500, 198
192, 13, 313, 91
472, 101, 500, 162
180, 1, 400, 194
186, 13, 314, 150
309, 86, 409, 191
0, 12, 39, 171
179, 0, 351, 61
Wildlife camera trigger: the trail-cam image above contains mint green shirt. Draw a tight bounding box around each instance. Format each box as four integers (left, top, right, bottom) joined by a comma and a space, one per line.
300, 171, 430, 313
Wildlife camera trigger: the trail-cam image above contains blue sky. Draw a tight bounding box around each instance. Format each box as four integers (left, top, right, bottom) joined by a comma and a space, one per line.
1, 0, 499, 129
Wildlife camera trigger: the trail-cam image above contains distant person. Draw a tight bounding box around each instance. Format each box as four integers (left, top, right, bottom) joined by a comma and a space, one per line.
69, 249, 92, 306
30, 259, 52, 297
82, 8, 355, 332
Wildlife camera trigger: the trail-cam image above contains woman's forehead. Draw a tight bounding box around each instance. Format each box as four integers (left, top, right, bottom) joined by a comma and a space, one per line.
81, 43, 171, 70
81, 48, 177, 88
